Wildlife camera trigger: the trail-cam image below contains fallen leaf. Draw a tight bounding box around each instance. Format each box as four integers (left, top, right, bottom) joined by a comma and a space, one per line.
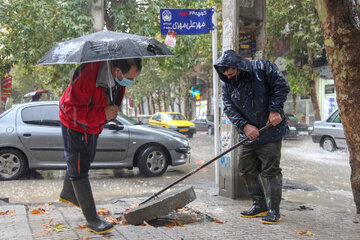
97, 208, 111, 215
176, 207, 189, 213
164, 220, 176, 228
125, 204, 139, 212
30, 208, 50, 215
0, 210, 14, 215
120, 220, 127, 226
105, 216, 119, 225
41, 219, 69, 234
42, 219, 54, 228
75, 224, 86, 229
80, 237, 90, 240
142, 221, 150, 226
295, 230, 315, 236
213, 218, 224, 224
175, 220, 184, 227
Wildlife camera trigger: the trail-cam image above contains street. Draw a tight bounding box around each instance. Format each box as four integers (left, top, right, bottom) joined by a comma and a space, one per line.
0, 132, 354, 213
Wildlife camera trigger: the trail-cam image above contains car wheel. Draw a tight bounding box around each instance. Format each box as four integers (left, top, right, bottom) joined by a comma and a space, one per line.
321, 136, 336, 152
138, 145, 168, 177
0, 149, 28, 180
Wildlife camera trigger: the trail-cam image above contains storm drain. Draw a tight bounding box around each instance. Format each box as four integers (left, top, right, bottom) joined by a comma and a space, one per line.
114, 207, 222, 227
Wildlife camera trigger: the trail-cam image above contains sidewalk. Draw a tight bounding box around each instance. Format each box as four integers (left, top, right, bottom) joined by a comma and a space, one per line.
1, 188, 360, 240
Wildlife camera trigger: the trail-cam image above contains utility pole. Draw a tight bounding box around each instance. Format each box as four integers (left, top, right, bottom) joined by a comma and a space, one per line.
91, 0, 104, 31
218, 0, 266, 199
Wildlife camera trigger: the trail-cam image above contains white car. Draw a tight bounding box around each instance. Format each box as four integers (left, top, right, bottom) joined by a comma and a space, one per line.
311, 109, 347, 151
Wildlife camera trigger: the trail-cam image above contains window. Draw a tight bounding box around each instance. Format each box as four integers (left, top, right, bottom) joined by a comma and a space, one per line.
165, 113, 186, 121
206, 115, 214, 122
325, 84, 335, 94
152, 113, 161, 121
333, 112, 341, 123
21, 105, 60, 126
327, 109, 339, 123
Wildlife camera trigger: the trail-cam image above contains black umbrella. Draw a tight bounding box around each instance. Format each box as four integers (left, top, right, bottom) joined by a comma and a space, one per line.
37, 30, 174, 65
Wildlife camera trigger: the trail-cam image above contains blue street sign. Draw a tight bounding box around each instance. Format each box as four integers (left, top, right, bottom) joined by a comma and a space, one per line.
160, 8, 214, 35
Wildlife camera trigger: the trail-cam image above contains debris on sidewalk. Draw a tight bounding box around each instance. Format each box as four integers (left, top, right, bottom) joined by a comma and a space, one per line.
295, 230, 315, 236
123, 186, 196, 225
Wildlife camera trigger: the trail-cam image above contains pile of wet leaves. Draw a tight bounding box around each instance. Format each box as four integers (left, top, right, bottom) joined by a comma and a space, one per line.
115, 207, 224, 227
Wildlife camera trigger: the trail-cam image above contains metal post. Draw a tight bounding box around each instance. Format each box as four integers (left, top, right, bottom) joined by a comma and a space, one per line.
212, 7, 220, 186
91, 0, 104, 32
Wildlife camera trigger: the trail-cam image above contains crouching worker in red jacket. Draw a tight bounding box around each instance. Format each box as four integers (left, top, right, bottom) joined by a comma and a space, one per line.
58, 59, 142, 234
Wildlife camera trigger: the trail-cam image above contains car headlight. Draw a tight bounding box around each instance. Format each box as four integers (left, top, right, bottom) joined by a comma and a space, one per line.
174, 136, 189, 147
168, 124, 177, 129
289, 126, 296, 131
308, 126, 314, 131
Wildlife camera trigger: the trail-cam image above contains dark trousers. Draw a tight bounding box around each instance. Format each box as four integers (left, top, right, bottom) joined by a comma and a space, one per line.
61, 124, 98, 180
238, 140, 282, 177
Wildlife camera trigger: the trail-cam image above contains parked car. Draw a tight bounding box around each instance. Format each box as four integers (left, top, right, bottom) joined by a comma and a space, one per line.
284, 113, 313, 140
134, 114, 152, 124
0, 101, 190, 180
148, 112, 196, 138
191, 114, 214, 135
312, 109, 347, 151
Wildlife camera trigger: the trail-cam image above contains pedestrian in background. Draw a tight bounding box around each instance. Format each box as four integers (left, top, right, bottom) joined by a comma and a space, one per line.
214, 49, 290, 224
58, 58, 142, 234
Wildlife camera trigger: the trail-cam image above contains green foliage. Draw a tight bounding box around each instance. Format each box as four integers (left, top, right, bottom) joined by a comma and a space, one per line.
267, 0, 324, 96
107, 0, 222, 107
0, 0, 92, 100
1, 0, 221, 108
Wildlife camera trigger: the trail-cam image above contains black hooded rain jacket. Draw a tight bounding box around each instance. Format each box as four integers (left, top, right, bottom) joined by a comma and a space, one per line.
214, 50, 290, 145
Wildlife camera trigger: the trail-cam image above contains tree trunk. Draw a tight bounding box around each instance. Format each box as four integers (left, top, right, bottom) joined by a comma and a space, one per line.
140, 97, 144, 115
168, 86, 174, 112
147, 95, 152, 114
292, 93, 297, 115
315, 0, 360, 214
157, 93, 161, 112
307, 49, 322, 121
151, 95, 156, 114
309, 79, 321, 120
162, 90, 168, 112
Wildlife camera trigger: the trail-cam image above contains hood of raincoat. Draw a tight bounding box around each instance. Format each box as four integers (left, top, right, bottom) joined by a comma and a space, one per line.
214, 49, 253, 85
214, 50, 290, 145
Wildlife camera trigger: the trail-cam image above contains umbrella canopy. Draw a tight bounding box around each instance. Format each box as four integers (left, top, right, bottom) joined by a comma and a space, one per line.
37, 30, 174, 65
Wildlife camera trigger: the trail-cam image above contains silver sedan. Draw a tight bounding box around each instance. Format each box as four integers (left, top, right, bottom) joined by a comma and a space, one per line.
0, 101, 190, 180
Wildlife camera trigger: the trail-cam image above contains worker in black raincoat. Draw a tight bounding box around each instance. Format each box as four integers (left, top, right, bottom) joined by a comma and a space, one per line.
214, 49, 290, 224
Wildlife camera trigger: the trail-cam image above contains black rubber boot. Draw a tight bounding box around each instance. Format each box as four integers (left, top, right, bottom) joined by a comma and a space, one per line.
72, 177, 114, 234
262, 174, 282, 224
59, 172, 80, 207
240, 174, 268, 218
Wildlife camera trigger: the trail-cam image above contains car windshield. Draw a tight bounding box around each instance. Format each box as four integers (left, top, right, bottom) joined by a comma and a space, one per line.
117, 112, 139, 125
207, 115, 214, 121
163, 113, 186, 121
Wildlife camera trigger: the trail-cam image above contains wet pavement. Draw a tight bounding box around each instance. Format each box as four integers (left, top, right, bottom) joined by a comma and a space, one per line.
1, 132, 359, 239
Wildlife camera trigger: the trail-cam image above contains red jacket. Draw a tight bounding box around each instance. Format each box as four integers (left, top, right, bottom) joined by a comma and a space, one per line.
59, 61, 125, 134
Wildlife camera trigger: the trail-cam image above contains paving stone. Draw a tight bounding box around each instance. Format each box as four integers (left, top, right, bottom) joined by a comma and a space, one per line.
124, 186, 196, 225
